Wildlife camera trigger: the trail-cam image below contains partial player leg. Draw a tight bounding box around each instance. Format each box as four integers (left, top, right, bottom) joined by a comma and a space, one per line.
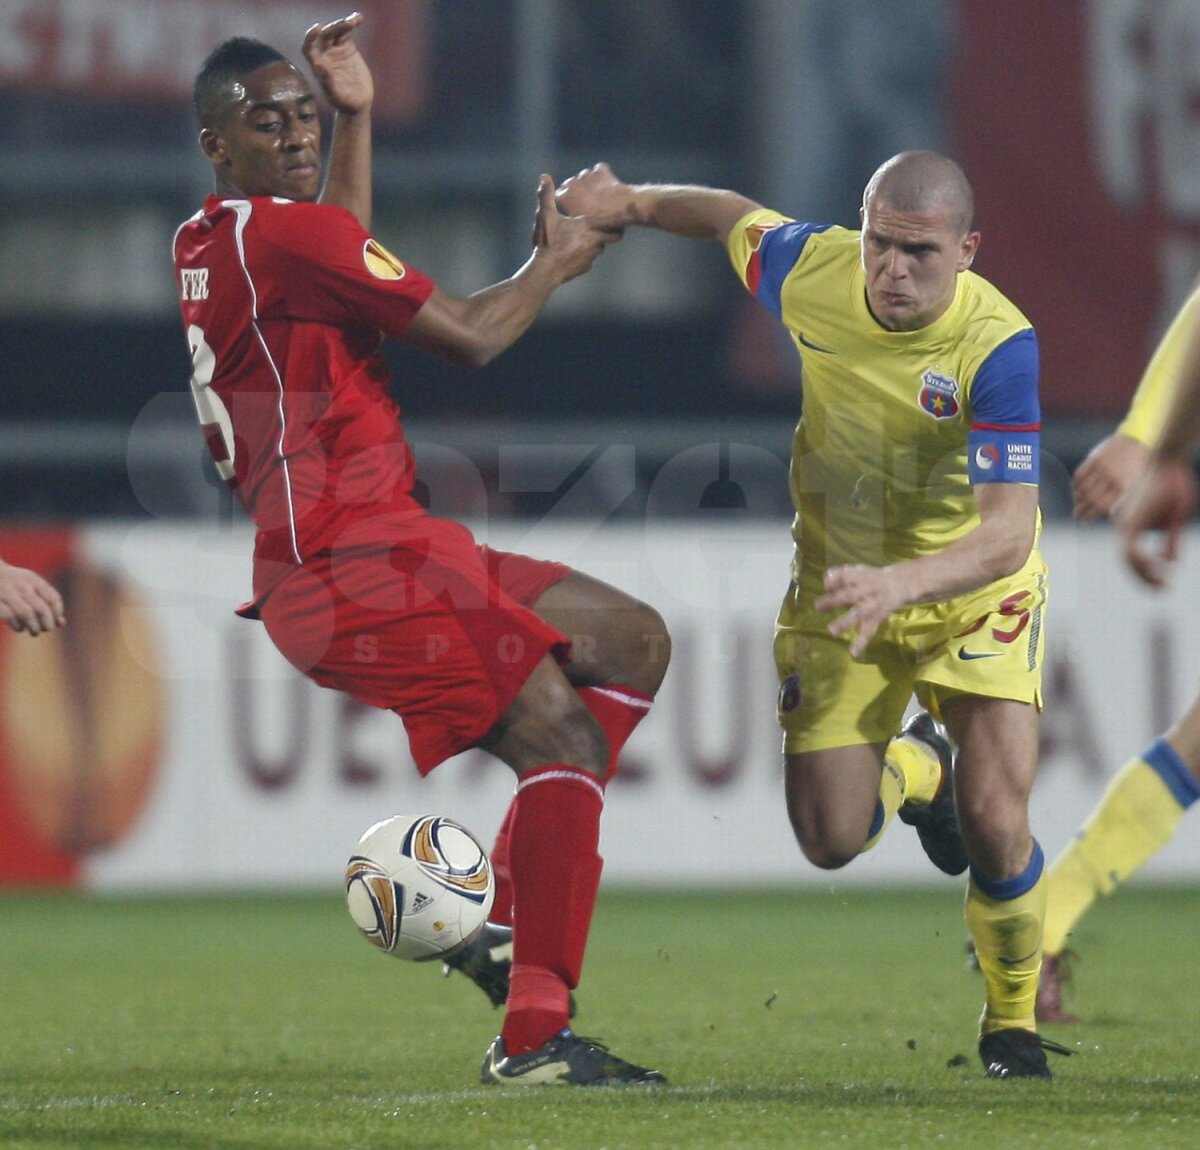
1039, 692, 1200, 1021
942, 694, 1066, 1077
463, 570, 668, 1009
532, 570, 670, 780
774, 593, 921, 868
784, 743, 889, 869
477, 654, 664, 1085
530, 570, 671, 693
785, 719, 962, 872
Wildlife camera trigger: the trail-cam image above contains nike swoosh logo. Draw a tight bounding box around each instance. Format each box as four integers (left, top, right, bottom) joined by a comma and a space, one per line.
798, 332, 836, 354
957, 647, 1002, 661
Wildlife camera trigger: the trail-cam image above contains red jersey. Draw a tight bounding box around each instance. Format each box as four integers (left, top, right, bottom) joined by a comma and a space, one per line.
172, 196, 436, 601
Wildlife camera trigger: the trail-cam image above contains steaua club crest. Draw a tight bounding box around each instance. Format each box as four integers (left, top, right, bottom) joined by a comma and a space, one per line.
918, 370, 960, 420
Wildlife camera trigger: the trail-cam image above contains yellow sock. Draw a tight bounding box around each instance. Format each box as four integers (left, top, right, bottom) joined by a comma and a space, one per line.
861, 729, 943, 853
1043, 740, 1199, 955
862, 759, 904, 853
966, 844, 1047, 1035
886, 726, 942, 805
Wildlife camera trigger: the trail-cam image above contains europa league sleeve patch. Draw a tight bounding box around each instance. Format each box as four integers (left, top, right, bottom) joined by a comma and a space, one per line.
967, 427, 1040, 484
362, 238, 407, 280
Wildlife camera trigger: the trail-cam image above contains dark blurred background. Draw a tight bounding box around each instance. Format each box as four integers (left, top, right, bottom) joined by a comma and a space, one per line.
0, 0, 1188, 523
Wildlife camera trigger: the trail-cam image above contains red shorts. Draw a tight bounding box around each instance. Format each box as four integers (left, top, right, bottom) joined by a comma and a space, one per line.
255, 517, 571, 774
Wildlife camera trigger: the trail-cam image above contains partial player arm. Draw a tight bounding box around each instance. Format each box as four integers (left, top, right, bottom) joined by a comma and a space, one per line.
1074, 283, 1200, 519
402, 175, 620, 368
0, 558, 65, 636
557, 163, 760, 243
1118, 292, 1200, 585
304, 12, 373, 229
817, 483, 1039, 659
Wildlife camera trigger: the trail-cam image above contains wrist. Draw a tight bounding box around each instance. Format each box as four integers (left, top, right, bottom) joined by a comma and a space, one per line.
1154, 440, 1195, 465
884, 563, 920, 608
626, 187, 658, 228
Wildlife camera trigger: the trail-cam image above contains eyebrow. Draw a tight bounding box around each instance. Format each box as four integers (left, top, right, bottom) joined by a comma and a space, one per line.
866, 228, 942, 252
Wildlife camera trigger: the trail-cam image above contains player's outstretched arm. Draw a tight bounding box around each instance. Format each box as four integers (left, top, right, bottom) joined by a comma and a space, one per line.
304, 12, 373, 229
557, 163, 761, 243
402, 175, 619, 368
0, 559, 65, 636
1115, 280, 1200, 582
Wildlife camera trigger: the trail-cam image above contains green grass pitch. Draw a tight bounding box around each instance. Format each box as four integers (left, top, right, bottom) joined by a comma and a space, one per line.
1, 885, 1198, 1149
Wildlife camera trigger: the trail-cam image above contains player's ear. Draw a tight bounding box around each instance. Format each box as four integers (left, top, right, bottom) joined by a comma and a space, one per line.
957, 230, 980, 272
200, 128, 229, 166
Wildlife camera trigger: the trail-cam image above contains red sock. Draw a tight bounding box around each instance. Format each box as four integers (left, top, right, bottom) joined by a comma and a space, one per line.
501, 764, 604, 1055
488, 686, 651, 927
487, 799, 516, 929
577, 685, 653, 782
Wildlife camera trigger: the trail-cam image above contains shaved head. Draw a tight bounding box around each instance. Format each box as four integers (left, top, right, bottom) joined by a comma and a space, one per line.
863, 151, 974, 237
194, 37, 292, 129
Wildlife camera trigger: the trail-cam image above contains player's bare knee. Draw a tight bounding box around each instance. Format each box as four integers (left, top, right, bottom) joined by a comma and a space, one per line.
638, 604, 672, 692
787, 809, 857, 870
797, 837, 857, 871
958, 790, 1023, 845
607, 602, 671, 695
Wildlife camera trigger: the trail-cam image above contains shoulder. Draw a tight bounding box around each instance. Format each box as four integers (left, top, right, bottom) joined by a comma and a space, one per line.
960, 270, 1034, 335
728, 210, 849, 263
729, 213, 851, 308
242, 197, 361, 243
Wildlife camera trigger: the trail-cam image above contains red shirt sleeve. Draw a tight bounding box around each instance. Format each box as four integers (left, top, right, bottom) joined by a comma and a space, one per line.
247, 200, 436, 339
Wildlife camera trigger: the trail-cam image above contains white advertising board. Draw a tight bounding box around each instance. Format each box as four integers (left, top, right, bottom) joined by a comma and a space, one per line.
60, 519, 1200, 891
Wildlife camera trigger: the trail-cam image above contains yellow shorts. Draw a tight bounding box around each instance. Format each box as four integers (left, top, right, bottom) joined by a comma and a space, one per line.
773, 552, 1047, 754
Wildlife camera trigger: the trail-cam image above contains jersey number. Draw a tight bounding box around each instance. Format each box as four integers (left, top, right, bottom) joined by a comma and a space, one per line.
187, 324, 237, 483
956, 590, 1032, 645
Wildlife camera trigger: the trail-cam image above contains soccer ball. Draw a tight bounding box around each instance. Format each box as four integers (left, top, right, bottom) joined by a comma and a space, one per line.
345, 813, 495, 962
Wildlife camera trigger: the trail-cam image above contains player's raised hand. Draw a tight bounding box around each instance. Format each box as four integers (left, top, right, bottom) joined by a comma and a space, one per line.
533, 174, 621, 283
1072, 433, 1149, 521
0, 561, 65, 636
1116, 456, 1199, 587
556, 163, 632, 230
303, 12, 373, 115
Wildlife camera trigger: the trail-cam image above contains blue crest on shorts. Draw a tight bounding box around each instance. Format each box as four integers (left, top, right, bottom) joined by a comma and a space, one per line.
918, 370, 960, 420
778, 674, 801, 715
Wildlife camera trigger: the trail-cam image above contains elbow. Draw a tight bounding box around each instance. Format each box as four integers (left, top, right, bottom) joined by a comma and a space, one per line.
469, 343, 505, 369
443, 338, 500, 371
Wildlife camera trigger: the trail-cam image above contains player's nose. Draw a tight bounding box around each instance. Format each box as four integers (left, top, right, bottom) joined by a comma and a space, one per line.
281, 121, 314, 151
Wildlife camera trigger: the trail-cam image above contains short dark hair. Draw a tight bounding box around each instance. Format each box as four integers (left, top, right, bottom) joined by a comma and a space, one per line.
864, 150, 975, 236
193, 37, 290, 128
